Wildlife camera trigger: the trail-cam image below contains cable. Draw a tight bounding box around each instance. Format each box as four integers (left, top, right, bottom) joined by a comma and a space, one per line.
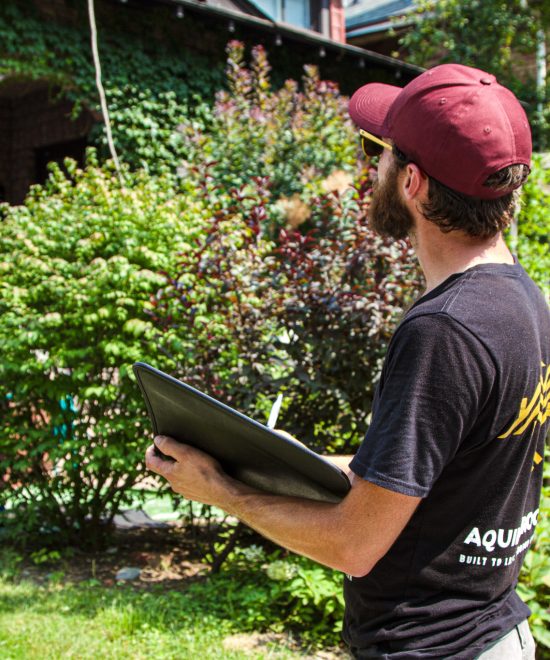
87, 0, 124, 184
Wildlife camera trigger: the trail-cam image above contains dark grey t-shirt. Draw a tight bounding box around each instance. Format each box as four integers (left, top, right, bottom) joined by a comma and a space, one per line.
343, 262, 549, 659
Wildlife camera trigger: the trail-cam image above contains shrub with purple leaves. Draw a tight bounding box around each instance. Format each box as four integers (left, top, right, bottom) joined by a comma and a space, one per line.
178, 41, 358, 202
151, 171, 421, 454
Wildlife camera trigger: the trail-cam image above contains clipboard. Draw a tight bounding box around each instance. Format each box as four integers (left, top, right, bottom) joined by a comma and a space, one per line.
133, 362, 351, 503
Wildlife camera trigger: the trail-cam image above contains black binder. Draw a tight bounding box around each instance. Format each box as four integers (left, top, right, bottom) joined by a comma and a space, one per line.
133, 362, 351, 503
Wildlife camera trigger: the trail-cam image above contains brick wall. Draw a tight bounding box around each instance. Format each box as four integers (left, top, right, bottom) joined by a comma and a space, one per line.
0, 98, 12, 202
0, 82, 94, 205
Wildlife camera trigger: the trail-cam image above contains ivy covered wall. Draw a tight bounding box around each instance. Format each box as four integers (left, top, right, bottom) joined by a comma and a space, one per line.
0, 0, 415, 203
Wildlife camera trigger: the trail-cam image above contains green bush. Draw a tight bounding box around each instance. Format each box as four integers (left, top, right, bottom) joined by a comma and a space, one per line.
0, 42, 371, 548
517, 453, 550, 652
0, 155, 200, 547
513, 154, 550, 299
203, 544, 345, 647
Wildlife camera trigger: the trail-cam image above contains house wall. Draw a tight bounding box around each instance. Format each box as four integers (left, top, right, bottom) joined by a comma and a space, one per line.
0, 100, 12, 202
1, 0, 417, 203
0, 83, 94, 205
20, 0, 410, 91
330, 0, 346, 43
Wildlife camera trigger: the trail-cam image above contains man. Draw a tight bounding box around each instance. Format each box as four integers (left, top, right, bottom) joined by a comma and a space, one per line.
146, 64, 549, 658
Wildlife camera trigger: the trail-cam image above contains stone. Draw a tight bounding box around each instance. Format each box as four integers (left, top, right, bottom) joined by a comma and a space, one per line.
115, 566, 141, 581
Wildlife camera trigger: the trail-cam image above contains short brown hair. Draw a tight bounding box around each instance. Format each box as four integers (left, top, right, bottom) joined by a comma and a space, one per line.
395, 151, 530, 238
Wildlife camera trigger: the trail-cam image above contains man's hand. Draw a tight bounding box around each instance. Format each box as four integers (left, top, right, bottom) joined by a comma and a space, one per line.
145, 436, 233, 507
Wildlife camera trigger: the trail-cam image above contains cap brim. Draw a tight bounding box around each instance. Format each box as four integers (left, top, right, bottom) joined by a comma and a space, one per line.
349, 83, 402, 136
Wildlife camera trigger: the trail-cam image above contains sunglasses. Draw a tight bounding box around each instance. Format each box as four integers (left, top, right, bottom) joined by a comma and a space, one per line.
359, 129, 393, 159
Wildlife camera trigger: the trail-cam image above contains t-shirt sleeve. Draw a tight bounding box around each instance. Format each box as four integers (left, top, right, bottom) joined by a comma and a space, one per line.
349, 313, 496, 497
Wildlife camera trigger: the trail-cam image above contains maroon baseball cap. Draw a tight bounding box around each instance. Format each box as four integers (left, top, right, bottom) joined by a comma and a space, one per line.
349, 63, 532, 199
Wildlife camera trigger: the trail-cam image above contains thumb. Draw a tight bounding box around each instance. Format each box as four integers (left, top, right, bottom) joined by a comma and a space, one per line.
154, 435, 183, 460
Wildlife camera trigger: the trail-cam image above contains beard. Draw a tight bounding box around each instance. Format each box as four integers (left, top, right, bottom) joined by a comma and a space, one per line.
369, 160, 414, 240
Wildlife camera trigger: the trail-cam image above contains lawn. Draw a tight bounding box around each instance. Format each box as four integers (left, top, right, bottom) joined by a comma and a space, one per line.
0, 578, 350, 660
0, 577, 310, 659
0, 510, 349, 660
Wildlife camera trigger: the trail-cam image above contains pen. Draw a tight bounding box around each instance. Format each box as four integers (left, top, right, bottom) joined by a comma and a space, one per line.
267, 393, 283, 429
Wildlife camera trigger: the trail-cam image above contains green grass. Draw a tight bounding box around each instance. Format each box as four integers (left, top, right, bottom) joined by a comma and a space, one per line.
0, 578, 304, 659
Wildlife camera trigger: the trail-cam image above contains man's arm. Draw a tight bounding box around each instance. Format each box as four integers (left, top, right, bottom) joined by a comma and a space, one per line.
146, 436, 421, 578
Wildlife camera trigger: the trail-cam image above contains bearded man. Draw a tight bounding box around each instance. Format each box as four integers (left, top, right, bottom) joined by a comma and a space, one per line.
146, 64, 549, 659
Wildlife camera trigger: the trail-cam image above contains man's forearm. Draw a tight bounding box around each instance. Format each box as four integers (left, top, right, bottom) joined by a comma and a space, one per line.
219, 471, 419, 578
219, 456, 357, 570
221, 476, 357, 574
146, 437, 420, 578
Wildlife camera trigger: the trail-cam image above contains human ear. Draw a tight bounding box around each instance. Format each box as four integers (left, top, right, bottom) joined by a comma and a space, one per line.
401, 163, 426, 200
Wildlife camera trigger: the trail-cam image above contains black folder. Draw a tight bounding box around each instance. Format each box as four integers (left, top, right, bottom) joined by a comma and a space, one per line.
133, 362, 351, 503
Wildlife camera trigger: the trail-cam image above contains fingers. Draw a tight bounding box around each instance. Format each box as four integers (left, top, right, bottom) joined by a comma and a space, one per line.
274, 429, 296, 440
145, 443, 172, 476
145, 435, 184, 475
275, 429, 307, 448
144, 438, 227, 505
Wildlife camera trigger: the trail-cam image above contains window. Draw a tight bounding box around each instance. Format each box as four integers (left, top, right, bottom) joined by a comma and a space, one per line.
284, 0, 310, 27
252, 0, 311, 28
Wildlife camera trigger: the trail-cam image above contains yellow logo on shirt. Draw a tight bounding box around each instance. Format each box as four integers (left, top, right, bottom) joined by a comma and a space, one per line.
498, 362, 549, 468
498, 362, 550, 440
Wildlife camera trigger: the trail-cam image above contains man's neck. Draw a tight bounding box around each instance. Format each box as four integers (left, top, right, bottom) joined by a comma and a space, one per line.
411, 221, 515, 294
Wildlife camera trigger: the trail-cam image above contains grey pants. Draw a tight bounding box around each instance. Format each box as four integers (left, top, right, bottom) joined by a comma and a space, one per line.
476, 620, 536, 659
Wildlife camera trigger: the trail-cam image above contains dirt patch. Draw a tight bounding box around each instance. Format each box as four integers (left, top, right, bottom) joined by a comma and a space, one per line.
222, 632, 352, 659
17, 524, 210, 589
223, 632, 289, 653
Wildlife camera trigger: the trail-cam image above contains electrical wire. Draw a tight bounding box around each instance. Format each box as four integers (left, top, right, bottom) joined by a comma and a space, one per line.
87, 0, 124, 184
